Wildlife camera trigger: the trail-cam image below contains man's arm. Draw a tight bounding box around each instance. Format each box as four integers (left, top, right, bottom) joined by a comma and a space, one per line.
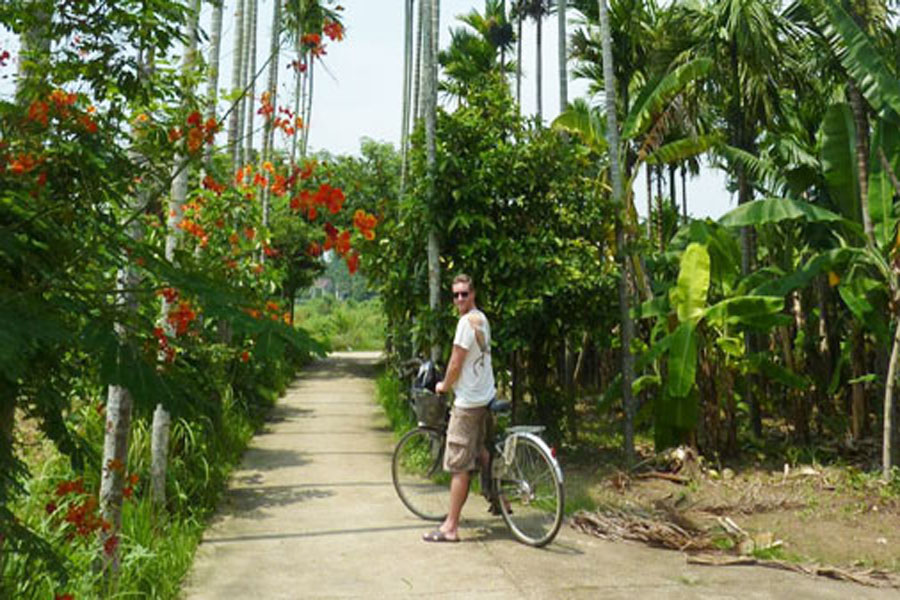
435, 344, 467, 394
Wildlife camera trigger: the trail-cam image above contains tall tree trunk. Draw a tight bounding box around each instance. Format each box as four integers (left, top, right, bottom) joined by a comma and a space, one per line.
681, 163, 687, 221
423, 0, 441, 362
155, 0, 201, 510
598, 0, 635, 463
645, 164, 652, 237
204, 0, 224, 168
228, 0, 247, 171
557, 0, 567, 112
414, 0, 425, 121
516, 4, 523, 111
261, 0, 283, 232
302, 60, 314, 156
244, 0, 259, 165
535, 13, 542, 122
291, 35, 303, 164
884, 316, 900, 478
400, 0, 414, 194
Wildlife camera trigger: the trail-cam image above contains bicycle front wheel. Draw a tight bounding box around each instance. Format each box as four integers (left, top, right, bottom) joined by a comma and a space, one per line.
495, 434, 564, 547
391, 427, 450, 521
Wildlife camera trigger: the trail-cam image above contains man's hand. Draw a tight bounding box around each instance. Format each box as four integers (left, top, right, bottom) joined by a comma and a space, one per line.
435, 380, 446, 394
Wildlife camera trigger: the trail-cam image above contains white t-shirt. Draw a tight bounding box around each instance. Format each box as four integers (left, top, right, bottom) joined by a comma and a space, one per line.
451, 308, 495, 407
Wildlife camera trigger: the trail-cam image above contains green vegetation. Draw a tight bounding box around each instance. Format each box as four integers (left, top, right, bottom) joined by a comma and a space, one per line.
295, 297, 386, 352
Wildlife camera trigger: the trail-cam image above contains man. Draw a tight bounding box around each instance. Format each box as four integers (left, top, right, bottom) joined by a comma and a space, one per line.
423, 274, 495, 543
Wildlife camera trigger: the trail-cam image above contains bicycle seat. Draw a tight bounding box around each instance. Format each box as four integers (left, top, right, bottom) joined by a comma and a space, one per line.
488, 397, 511, 414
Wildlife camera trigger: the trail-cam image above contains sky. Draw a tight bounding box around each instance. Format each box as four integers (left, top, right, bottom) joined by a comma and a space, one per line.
0, 0, 734, 219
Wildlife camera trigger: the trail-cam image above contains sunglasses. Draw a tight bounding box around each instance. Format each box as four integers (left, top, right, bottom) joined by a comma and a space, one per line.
452, 291, 470, 299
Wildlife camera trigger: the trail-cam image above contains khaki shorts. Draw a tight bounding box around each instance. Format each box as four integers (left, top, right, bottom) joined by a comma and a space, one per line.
443, 406, 489, 473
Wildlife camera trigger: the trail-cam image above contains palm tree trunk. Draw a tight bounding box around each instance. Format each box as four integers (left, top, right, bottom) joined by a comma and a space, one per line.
302, 59, 314, 156
535, 13, 542, 122
516, 4, 523, 111
414, 0, 425, 121
291, 35, 303, 164
557, 0, 567, 111
884, 316, 900, 477
228, 0, 247, 171
261, 0, 283, 232
400, 0, 414, 194
204, 0, 224, 168
101, 45, 153, 571
598, 0, 635, 463
244, 0, 259, 164
645, 164, 652, 237
155, 0, 201, 509
423, 0, 441, 362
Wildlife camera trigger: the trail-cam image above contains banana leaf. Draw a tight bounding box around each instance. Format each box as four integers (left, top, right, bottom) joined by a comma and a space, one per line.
820, 103, 862, 224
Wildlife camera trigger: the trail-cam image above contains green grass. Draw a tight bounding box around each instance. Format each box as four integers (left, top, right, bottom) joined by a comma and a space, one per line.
295, 296, 385, 352
375, 370, 415, 435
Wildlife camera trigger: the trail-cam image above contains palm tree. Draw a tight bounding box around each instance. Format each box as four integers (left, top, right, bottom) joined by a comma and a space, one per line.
401, 0, 415, 192
423, 0, 442, 362
597, 0, 635, 463
438, 1, 515, 103
243, 0, 259, 165
228, 0, 247, 171
557, 0, 567, 111
521, 0, 551, 121
155, 0, 202, 509
204, 0, 224, 168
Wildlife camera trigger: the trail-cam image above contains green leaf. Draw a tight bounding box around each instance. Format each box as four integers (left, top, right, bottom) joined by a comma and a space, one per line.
748, 355, 810, 389
667, 322, 697, 398
868, 117, 900, 248
705, 296, 785, 328
633, 374, 661, 395
814, 0, 900, 118
820, 103, 862, 223
669, 243, 710, 325
623, 58, 713, 140
719, 197, 845, 228
645, 134, 721, 166
848, 373, 878, 385
551, 98, 607, 153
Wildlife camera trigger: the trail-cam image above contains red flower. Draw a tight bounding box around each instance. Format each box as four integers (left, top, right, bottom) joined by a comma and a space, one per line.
46, 502, 58, 515
307, 241, 322, 257
202, 174, 225, 195
240, 350, 250, 363
0, 50, 9, 66
27, 100, 49, 126
347, 251, 359, 275
186, 111, 203, 127
157, 287, 179, 303
324, 21, 344, 42
244, 227, 256, 241
55, 594, 74, 600
336, 230, 351, 256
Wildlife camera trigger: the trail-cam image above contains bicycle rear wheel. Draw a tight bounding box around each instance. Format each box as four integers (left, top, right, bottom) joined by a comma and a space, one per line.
495, 434, 564, 547
391, 427, 449, 521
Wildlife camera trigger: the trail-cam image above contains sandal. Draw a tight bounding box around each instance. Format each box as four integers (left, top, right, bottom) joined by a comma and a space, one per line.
422, 530, 459, 543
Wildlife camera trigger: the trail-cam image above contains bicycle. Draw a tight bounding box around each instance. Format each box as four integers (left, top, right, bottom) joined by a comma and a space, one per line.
391, 364, 565, 547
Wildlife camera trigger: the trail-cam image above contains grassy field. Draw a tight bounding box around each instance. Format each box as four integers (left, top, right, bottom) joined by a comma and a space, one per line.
295, 296, 385, 352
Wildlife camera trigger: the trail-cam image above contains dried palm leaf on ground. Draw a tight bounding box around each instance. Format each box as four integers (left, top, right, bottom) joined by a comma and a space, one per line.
687, 554, 900, 589
570, 509, 717, 551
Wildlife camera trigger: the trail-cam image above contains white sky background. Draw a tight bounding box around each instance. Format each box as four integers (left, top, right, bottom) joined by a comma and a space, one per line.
0, 0, 732, 219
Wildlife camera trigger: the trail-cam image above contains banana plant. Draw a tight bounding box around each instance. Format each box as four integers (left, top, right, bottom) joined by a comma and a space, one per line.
552, 56, 720, 230
811, 0, 900, 476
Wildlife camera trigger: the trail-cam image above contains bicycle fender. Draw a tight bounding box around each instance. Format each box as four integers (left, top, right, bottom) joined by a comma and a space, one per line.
503, 431, 564, 483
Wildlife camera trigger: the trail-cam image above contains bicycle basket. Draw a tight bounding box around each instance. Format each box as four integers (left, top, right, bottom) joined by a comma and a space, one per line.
411, 389, 447, 426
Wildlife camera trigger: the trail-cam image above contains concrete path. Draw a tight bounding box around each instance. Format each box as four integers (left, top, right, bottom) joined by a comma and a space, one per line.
181, 352, 894, 599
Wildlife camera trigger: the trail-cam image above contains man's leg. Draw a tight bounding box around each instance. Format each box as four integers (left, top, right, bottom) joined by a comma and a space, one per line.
439, 470, 470, 539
